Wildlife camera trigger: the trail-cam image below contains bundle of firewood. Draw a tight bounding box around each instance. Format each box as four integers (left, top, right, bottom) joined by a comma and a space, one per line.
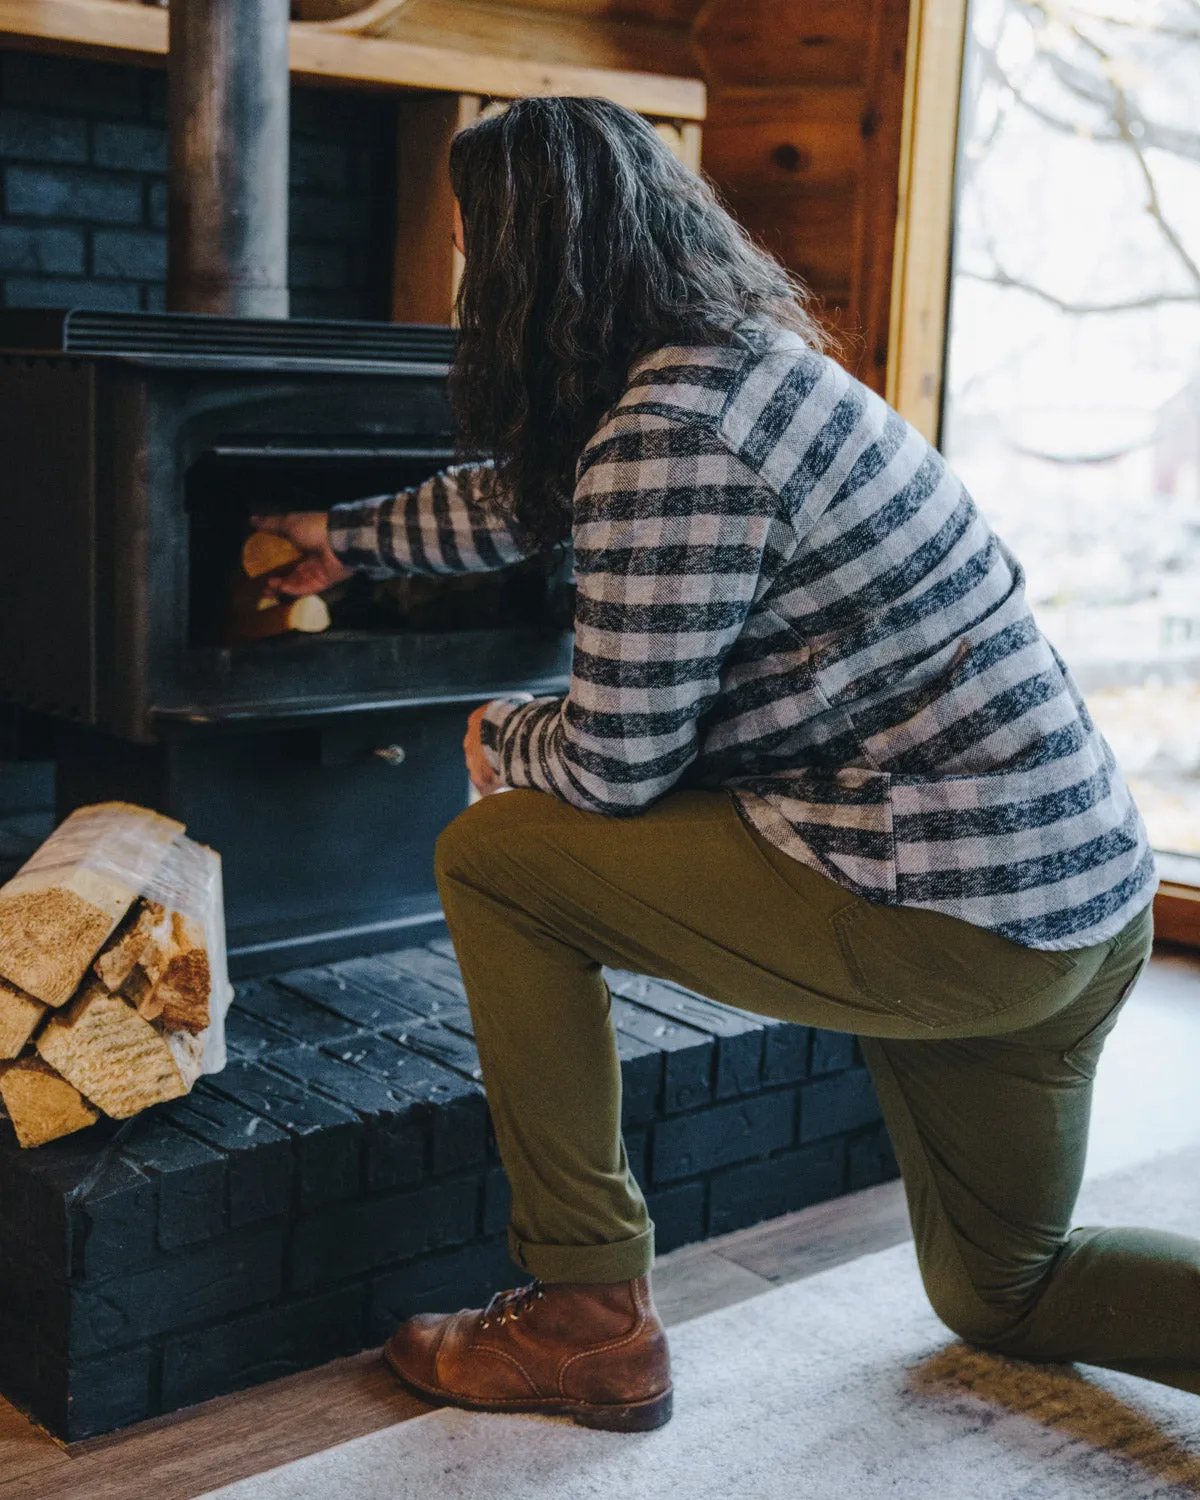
0, 803, 230, 1148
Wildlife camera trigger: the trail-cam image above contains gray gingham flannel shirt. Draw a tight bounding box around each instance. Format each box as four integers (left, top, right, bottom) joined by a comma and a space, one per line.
329, 328, 1155, 950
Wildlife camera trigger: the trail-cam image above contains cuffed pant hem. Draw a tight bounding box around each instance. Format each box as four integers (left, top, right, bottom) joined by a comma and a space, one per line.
507, 1222, 656, 1284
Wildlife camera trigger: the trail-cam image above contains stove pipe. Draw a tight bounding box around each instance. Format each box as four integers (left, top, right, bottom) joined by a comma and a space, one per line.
167, 0, 290, 317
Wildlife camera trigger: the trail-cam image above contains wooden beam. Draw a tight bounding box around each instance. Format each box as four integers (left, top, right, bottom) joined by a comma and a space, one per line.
392, 93, 480, 325
0, 0, 158, 63
851, 0, 910, 396
1155, 882, 1200, 951
0, 0, 706, 119
884, 0, 968, 444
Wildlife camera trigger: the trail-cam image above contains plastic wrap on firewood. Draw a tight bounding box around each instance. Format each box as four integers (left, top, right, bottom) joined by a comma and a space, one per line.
154, 913, 212, 1032
124, 832, 230, 1075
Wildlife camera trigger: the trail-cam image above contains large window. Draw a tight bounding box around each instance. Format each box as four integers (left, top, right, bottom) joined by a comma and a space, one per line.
943, 0, 1200, 870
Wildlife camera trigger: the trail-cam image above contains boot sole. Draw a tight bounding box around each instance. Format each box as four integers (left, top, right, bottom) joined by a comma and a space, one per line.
383, 1345, 673, 1433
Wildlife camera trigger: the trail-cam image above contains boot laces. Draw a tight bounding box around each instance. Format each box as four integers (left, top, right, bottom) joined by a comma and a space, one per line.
479, 1279, 545, 1330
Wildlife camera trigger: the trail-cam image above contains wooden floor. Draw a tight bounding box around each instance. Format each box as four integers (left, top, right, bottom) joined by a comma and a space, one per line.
3, 944, 1199, 1500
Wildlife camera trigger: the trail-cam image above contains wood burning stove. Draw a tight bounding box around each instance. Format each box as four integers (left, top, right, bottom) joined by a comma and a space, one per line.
0, 308, 573, 971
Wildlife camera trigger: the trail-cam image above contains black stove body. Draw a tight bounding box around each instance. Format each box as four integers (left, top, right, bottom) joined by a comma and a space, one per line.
0, 310, 572, 972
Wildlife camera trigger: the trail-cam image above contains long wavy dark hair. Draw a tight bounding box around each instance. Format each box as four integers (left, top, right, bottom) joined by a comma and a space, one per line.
447, 96, 830, 548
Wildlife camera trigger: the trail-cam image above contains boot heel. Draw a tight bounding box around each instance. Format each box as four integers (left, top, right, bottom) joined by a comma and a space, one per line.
572, 1388, 673, 1433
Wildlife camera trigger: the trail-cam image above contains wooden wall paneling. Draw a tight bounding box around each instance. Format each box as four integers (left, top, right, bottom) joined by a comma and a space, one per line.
850, 0, 911, 394
694, 0, 869, 88
696, 0, 910, 358
700, 86, 864, 197
885, 0, 969, 443
727, 186, 857, 311
392, 92, 481, 325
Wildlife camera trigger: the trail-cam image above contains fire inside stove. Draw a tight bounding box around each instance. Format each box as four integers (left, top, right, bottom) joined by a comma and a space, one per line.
185, 440, 564, 648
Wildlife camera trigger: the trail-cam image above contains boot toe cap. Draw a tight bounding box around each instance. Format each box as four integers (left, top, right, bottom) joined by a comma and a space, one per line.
383, 1312, 455, 1391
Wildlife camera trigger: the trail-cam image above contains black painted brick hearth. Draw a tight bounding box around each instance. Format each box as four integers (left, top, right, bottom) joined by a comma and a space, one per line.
0, 50, 395, 318
0, 936, 897, 1440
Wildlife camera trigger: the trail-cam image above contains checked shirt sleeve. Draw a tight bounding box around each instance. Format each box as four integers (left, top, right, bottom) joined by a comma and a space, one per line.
479, 411, 784, 813
327, 461, 536, 577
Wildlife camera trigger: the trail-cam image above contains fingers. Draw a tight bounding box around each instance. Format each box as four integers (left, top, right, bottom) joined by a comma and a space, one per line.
270, 557, 332, 597
464, 703, 503, 795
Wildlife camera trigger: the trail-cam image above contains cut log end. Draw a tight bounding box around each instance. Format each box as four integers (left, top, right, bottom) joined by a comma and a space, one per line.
0, 802, 184, 1005
0, 1055, 100, 1148
0, 976, 48, 1060
0, 888, 118, 1008
36, 984, 193, 1119
94, 899, 167, 992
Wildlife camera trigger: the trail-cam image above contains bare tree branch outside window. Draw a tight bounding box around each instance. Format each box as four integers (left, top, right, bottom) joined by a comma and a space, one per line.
944, 0, 1200, 856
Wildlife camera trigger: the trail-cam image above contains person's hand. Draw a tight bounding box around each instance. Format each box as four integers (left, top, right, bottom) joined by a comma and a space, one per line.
248, 511, 353, 598
464, 703, 503, 798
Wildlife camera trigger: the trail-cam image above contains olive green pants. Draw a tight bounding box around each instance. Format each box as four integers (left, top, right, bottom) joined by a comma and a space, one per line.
434, 787, 1200, 1396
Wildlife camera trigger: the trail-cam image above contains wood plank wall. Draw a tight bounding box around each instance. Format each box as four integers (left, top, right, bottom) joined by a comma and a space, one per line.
697, 0, 912, 396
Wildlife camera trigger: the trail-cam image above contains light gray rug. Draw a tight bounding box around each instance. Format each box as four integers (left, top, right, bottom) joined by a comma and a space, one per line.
199, 1147, 1200, 1500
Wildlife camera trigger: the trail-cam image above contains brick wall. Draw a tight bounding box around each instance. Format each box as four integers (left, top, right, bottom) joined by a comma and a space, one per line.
0, 936, 898, 1439
0, 49, 395, 319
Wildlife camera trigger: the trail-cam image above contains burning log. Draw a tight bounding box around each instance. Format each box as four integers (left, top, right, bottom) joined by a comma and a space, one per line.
0, 1056, 99, 1149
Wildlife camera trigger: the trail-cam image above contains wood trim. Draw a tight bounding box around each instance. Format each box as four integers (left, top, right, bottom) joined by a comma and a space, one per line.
679, 121, 703, 173
1155, 882, 1200, 950
392, 93, 479, 325
884, 0, 969, 443
0, 0, 706, 118
851, 0, 910, 395
0, 0, 160, 62
653, 119, 703, 172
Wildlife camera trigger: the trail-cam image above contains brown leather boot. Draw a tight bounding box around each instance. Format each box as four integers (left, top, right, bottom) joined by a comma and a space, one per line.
382, 1274, 672, 1432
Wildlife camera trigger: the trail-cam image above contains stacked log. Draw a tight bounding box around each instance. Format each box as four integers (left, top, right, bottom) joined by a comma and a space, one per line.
0, 803, 224, 1149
